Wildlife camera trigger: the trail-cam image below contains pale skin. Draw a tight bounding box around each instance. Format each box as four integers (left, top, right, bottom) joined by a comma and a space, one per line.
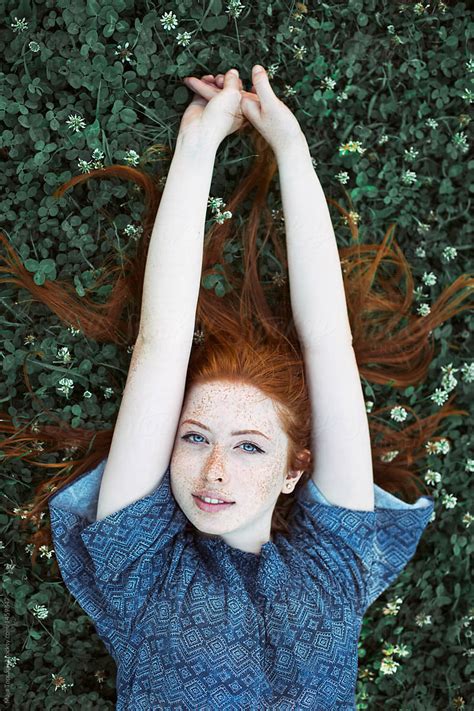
170, 380, 305, 555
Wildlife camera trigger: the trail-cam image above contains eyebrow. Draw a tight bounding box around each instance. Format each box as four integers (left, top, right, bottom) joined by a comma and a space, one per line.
181, 419, 271, 440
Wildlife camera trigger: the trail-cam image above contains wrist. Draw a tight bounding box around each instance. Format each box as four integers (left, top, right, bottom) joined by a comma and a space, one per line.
176, 128, 220, 157
274, 131, 310, 164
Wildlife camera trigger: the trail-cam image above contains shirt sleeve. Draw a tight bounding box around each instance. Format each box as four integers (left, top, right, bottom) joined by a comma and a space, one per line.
48, 456, 187, 658
289, 477, 434, 616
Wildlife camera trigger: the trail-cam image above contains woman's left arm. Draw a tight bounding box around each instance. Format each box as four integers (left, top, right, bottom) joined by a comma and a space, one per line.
276, 134, 374, 511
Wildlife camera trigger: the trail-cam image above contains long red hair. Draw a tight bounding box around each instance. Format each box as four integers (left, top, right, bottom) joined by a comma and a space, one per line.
1, 125, 472, 568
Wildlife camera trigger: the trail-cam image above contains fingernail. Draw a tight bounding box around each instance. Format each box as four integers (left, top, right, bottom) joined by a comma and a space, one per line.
254, 65, 264, 72
230, 68, 239, 76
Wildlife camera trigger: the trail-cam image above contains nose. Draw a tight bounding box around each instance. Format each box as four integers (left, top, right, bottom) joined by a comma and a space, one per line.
202, 444, 228, 481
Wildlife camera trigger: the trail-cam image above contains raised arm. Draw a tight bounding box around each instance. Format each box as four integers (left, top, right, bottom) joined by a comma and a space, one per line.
95, 70, 245, 520
276, 134, 374, 511
96, 134, 219, 520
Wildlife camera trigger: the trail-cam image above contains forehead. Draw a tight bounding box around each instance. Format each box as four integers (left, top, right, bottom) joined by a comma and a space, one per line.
183, 381, 279, 422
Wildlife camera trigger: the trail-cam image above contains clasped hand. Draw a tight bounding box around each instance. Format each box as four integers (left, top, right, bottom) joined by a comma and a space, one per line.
179, 66, 303, 154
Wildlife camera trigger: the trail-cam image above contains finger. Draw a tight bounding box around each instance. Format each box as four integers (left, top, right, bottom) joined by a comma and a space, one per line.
183, 77, 217, 101
223, 68, 240, 87
251, 65, 275, 104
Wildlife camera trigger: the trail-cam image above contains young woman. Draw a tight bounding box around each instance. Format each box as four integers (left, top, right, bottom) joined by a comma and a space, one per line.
5, 66, 470, 709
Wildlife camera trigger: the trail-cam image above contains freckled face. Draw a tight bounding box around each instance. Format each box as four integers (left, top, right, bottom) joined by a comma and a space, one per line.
170, 380, 290, 552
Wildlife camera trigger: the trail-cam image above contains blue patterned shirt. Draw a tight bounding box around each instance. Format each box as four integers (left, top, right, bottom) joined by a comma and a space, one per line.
48, 457, 434, 710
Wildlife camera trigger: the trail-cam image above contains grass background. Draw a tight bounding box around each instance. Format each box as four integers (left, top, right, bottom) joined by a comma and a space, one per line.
1, 0, 473, 708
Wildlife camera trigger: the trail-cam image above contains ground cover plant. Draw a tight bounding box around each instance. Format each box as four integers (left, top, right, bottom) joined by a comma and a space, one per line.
0, 0, 473, 708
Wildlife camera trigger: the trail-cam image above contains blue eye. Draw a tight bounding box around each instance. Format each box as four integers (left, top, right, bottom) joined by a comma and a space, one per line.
181, 433, 264, 454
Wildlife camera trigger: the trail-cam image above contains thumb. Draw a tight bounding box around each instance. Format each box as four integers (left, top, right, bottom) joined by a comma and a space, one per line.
251, 65, 275, 104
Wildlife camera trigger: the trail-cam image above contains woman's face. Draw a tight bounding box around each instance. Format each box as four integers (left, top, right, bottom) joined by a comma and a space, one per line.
170, 379, 302, 555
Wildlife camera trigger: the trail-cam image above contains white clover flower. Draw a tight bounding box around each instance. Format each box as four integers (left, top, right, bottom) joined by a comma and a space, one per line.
266, 64, 280, 80
39, 545, 54, 559
466, 57, 474, 73
437, 437, 451, 454
413, 3, 427, 15
11, 17, 28, 32
424, 469, 442, 485
416, 303, 431, 316
465, 459, 474, 473
430, 388, 449, 406
29, 41, 40, 52
0, 540, 5, 550
208, 196, 225, 212
441, 371, 458, 393
425, 118, 439, 129
115, 42, 135, 65
214, 210, 233, 224
5, 656, 19, 669
413, 286, 427, 301
124, 224, 144, 241
5, 562, 16, 573
378, 134, 389, 145
293, 45, 308, 62
78, 158, 94, 173
365, 400, 374, 413
32, 604, 49, 619
462, 512, 473, 528
103, 387, 114, 399
416, 224, 430, 236
382, 596, 404, 616
452, 131, 469, 153
225, 0, 245, 19
283, 85, 297, 97
421, 271, 437, 286
160, 12, 178, 31
176, 31, 192, 47
380, 450, 399, 463
57, 377, 74, 398
404, 146, 419, 161
390, 405, 408, 422
335, 171, 350, 184
461, 87, 473, 104
336, 90, 349, 104
393, 644, 410, 658
461, 362, 474, 383
124, 149, 140, 166
401, 169, 417, 185
441, 245, 457, 262
380, 657, 400, 675
51, 673, 74, 691
321, 76, 336, 90
54, 346, 72, 365
415, 612, 432, 627
441, 493, 457, 509
426, 438, 450, 455
339, 140, 366, 155
66, 114, 87, 133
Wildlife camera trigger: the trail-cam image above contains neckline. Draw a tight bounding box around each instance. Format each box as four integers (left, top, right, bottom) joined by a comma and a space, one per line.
199, 535, 275, 559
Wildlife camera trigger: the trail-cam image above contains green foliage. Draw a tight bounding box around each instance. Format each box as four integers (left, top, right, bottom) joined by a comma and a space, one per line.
1, 0, 472, 708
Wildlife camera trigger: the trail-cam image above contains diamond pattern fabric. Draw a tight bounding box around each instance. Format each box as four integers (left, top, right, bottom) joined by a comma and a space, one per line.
48, 456, 434, 710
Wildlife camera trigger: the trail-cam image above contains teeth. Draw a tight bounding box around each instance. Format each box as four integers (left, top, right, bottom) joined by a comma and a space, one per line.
200, 496, 226, 504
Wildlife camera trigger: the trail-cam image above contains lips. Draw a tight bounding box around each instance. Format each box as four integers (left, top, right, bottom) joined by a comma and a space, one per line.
194, 491, 235, 504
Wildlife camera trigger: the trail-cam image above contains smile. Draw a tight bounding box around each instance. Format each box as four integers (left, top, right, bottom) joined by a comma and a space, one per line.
193, 495, 235, 512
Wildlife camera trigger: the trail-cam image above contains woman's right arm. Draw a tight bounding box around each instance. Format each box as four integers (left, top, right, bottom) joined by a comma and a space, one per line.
96, 133, 219, 521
